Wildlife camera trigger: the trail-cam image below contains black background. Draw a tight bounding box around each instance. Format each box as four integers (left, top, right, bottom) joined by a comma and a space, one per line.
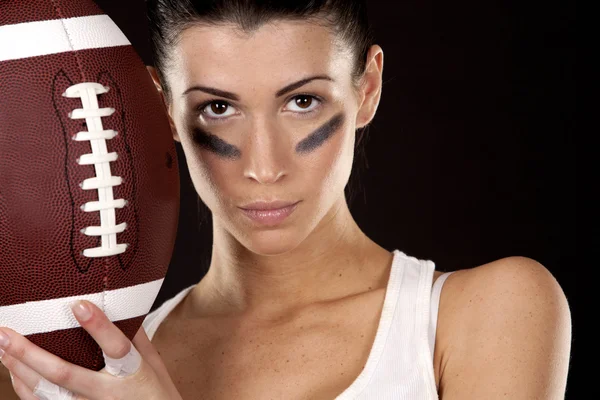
93, 0, 577, 397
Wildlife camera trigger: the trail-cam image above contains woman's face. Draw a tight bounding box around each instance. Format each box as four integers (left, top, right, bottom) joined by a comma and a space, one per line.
161, 20, 379, 256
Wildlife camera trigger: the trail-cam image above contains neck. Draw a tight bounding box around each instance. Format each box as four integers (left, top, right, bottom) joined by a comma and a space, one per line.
187, 197, 392, 321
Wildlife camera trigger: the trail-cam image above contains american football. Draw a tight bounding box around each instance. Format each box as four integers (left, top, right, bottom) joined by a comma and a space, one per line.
0, 0, 179, 371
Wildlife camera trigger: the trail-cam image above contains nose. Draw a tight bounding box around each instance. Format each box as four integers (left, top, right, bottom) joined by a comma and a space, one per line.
242, 117, 289, 185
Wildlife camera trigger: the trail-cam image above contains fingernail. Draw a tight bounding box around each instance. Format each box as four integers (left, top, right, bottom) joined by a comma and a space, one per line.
0, 329, 9, 349
70, 300, 92, 321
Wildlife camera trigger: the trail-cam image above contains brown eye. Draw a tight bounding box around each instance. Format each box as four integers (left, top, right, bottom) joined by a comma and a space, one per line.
202, 101, 236, 119
295, 96, 313, 109
210, 102, 228, 115
286, 95, 321, 113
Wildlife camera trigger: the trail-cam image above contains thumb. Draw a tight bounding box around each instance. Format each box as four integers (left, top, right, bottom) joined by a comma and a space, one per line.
131, 326, 170, 377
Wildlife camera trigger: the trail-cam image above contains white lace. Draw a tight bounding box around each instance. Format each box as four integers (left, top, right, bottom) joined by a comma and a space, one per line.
63, 82, 128, 258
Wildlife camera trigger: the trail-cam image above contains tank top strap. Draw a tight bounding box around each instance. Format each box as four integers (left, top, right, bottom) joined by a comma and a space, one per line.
143, 284, 195, 340
428, 271, 455, 358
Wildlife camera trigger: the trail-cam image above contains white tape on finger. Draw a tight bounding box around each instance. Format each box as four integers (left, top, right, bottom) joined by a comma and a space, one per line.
33, 377, 76, 400
103, 343, 142, 378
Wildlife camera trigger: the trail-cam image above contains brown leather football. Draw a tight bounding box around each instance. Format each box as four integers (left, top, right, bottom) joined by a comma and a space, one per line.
0, 0, 179, 371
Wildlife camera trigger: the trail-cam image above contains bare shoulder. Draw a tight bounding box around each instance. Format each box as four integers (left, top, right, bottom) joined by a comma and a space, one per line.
435, 256, 572, 400
441, 256, 571, 311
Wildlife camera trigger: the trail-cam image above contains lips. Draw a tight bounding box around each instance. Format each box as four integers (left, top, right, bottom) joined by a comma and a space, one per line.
239, 200, 299, 211
238, 200, 300, 226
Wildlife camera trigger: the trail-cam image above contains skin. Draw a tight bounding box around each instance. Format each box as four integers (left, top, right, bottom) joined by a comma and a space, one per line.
155, 20, 387, 321
191, 112, 345, 158
0, 18, 572, 400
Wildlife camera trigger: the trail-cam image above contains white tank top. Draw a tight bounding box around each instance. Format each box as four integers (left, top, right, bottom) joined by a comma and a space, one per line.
143, 249, 454, 399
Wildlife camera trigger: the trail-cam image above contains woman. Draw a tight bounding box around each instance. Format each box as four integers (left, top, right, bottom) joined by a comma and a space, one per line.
0, 0, 572, 399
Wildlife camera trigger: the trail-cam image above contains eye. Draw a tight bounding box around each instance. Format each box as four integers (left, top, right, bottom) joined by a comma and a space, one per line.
201, 101, 237, 119
285, 95, 321, 113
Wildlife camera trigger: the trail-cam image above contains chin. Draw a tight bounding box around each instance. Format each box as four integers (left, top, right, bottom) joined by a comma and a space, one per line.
240, 228, 305, 256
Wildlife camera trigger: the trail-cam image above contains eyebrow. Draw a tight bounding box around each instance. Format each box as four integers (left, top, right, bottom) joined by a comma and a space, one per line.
181, 75, 334, 100
182, 86, 240, 101
275, 75, 334, 97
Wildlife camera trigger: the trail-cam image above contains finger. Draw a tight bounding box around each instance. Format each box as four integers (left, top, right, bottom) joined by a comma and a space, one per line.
69, 300, 128, 361
2, 352, 77, 400
0, 327, 105, 399
131, 325, 152, 355
9, 370, 40, 400
131, 326, 166, 374
69, 301, 142, 378
2, 352, 42, 400
102, 342, 141, 378
130, 329, 182, 400
33, 376, 77, 400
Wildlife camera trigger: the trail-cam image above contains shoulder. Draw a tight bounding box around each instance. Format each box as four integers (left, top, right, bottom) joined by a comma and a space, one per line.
441, 256, 571, 309
434, 256, 572, 399
442, 256, 571, 320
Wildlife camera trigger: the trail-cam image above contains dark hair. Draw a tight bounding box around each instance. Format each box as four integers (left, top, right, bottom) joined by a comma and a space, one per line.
146, 0, 373, 211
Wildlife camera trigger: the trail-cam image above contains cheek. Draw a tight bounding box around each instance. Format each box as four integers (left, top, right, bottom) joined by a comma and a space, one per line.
173, 113, 238, 210
303, 125, 355, 198
179, 137, 238, 210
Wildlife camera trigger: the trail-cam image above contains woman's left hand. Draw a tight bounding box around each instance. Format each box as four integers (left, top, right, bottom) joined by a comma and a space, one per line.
0, 300, 182, 400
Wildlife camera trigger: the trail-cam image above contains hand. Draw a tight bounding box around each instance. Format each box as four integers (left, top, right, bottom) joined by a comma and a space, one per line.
0, 300, 182, 400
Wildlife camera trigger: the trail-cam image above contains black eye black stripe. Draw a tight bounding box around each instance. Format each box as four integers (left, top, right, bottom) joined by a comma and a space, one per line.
296, 112, 344, 154
191, 111, 344, 158
192, 126, 242, 159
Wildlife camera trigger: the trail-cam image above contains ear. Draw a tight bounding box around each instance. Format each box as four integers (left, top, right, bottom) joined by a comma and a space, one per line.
146, 65, 180, 143
355, 45, 384, 129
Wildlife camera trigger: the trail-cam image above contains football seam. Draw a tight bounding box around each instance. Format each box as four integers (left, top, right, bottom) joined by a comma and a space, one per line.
51, 69, 97, 275
49, 0, 105, 370
96, 70, 141, 272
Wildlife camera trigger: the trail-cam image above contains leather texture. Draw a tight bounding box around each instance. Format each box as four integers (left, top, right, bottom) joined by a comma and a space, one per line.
0, 0, 180, 371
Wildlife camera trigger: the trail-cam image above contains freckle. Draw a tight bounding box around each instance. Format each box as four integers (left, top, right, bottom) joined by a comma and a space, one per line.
222, 351, 225, 355
368, 286, 372, 290
361, 334, 364, 338
286, 359, 290, 363
339, 273, 342, 277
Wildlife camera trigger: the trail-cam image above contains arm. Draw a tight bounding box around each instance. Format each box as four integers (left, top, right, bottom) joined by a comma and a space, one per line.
437, 256, 572, 399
